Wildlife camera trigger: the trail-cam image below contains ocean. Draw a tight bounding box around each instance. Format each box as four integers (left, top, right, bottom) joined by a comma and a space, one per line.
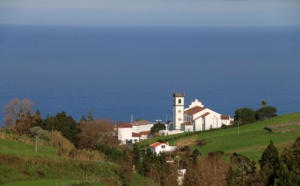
0, 25, 299, 124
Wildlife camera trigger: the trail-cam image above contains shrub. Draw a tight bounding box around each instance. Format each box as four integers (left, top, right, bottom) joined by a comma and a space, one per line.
70, 149, 104, 162
197, 139, 207, 147
50, 131, 75, 157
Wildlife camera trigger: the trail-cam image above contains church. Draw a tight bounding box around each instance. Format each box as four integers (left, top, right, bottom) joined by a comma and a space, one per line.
169, 93, 232, 132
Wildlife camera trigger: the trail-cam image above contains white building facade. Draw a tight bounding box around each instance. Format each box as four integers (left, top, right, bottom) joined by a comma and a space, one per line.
150, 142, 177, 155
169, 93, 231, 132
173, 93, 185, 130
117, 120, 153, 144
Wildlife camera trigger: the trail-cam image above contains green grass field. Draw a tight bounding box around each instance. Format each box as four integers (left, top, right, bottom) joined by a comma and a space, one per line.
0, 133, 156, 186
1, 113, 299, 185
139, 112, 300, 161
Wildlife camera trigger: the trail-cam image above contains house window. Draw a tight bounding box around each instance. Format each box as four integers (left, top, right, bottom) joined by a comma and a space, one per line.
162, 145, 165, 148
178, 99, 181, 104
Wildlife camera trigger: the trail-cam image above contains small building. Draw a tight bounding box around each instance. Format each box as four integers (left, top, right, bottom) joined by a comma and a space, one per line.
150, 141, 177, 155
117, 120, 153, 144
221, 115, 234, 126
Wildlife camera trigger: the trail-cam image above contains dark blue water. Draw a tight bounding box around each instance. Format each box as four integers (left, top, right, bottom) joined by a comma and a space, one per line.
0, 25, 299, 123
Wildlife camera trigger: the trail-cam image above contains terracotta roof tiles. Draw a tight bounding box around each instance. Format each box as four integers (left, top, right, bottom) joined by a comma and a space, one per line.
130, 120, 153, 126
117, 123, 132, 128
221, 115, 230, 120
185, 106, 206, 115
150, 142, 169, 148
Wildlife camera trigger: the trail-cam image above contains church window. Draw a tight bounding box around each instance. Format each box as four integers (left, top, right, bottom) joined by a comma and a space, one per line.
178, 99, 181, 104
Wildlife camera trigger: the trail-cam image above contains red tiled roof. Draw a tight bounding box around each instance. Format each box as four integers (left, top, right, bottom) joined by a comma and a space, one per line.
150, 142, 169, 148
185, 106, 205, 115
117, 123, 132, 128
221, 115, 230, 120
130, 120, 153, 126
181, 121, 192, 125
139, 131, 151, 135
132, 132, 141, 137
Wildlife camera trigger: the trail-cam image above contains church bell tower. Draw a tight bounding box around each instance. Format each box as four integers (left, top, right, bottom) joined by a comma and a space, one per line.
173, 93, 185, 130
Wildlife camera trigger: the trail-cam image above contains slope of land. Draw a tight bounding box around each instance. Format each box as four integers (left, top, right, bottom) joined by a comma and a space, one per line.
0, 134, 157, 186
139, 112, 300, 161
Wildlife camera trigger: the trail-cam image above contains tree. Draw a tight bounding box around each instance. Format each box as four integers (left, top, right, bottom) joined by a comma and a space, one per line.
278, 137, 300, 185
87, 108, 94, 121
259, 140, 280, 185
255, 106, 277, 121
261, 100, 267, 107
77, 119, 117, 149
227, 153, 257, 186
140, 148, 177, 185
132, 143, 141, 171
184, 153, 229, 186
150, 122, 166, 134
2, 98, 34, 127
234, 108, 255, 125
43, 111, 80, 145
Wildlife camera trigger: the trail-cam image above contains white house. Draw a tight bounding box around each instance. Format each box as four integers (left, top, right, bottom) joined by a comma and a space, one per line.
221, 115, 234, 125
131, 120, 153, 133
150, 141, 177, 155
169, 93, 232, 132
117, 120, 153, 144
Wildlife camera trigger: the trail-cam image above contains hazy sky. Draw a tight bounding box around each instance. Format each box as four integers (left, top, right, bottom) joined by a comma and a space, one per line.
1, 0, 300, 26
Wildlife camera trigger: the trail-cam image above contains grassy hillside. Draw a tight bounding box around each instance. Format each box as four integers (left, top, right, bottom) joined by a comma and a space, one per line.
0, 132, 157, 186
139, 112, 300, 161
0, 138, 119, 185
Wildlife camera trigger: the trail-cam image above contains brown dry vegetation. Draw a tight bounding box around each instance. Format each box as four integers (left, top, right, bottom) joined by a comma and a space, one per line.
174, 135, 197, 149
183, 154, 229, 186
50, 131, 105, 162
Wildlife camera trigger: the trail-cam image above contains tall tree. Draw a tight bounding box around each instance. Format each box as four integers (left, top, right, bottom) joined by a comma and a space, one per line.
259, 140, 280, 185
87, 108, 94, 121
261, 100, 267, 107
279, 137, 300, 185
227, 153, 257, 186
2, 98, 34, 127
132, 143, 141, 171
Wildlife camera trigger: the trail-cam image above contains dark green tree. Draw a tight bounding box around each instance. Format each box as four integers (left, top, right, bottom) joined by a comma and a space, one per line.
132, 143, 141, 171
278, 137, 300, 185
87, 108, 94, 121
255, 106, 277, 121
150, 122, 166, 134
259, 140, 280, 185
42, 111, 80, 145
234, 107, 256, 125
227, 153, 257, 186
